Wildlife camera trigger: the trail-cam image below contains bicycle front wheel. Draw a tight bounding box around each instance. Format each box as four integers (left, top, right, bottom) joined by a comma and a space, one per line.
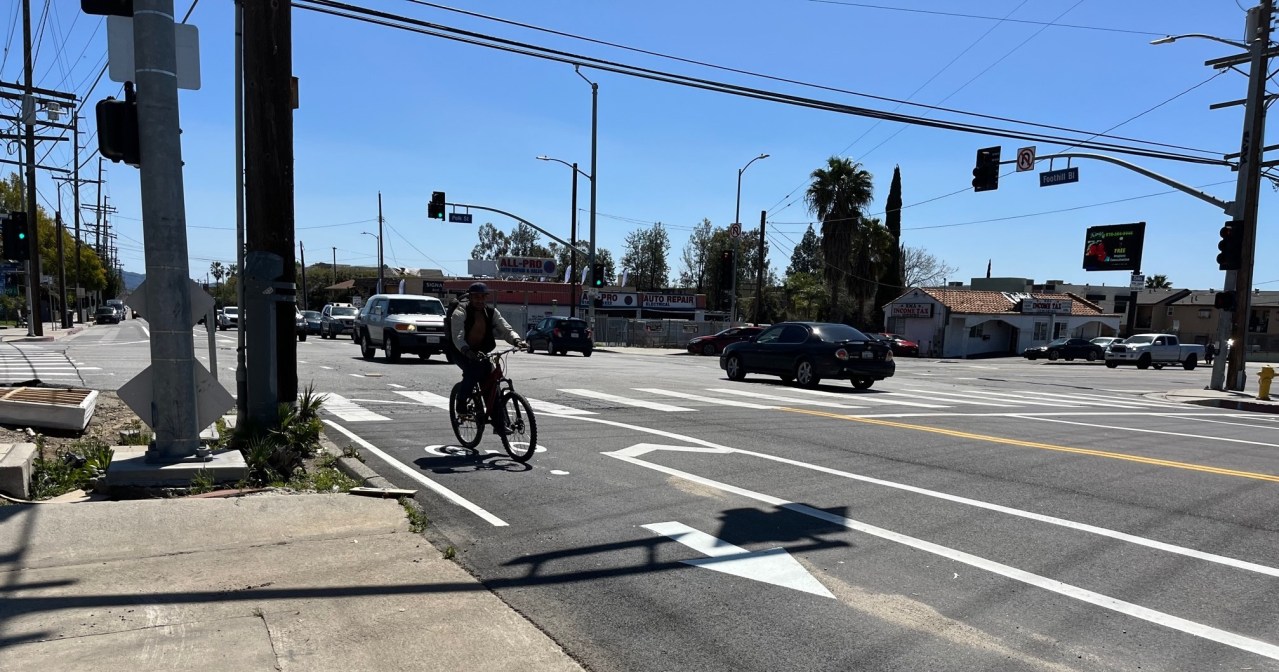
496, 391, 537, 462
449, 382, 485, 449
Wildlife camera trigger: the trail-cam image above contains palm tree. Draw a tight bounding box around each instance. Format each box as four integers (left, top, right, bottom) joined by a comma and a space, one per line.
805, 157, 874, 321
209, 261, 226, 287
1145, 274, 1172, 289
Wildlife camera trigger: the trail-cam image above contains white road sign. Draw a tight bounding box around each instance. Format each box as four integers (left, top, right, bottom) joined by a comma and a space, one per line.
729, 222, 742, 239
1016, 146, 1036, 172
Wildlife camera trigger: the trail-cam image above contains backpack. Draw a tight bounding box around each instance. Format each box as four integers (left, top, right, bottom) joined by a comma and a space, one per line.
442, 295, 496, 357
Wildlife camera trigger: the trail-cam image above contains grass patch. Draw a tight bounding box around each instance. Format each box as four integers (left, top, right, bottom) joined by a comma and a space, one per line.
29, 438, 113, 500
189, 469, 215, 495
220, 385, 326, 486
119, 420, 153, 446
443, 546, 456, 560
282, 465, 357, 493
399, 497, 428, 533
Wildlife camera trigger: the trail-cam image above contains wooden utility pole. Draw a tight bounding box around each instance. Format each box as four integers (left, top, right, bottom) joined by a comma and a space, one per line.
21, 0, 41, 335
753, 210, 766, 325
243, 0, 297, 421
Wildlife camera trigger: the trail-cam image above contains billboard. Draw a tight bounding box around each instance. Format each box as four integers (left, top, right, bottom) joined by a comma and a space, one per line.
497, 256, 557, 276
1082, 222, 1145, 272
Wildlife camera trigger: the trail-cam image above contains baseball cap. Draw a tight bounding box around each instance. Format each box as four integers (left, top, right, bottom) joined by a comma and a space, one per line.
467, 282, 490, 295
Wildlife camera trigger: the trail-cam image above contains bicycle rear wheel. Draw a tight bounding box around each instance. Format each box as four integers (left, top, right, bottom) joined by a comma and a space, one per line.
496, 391, 537, 462
449, 382, 485, 449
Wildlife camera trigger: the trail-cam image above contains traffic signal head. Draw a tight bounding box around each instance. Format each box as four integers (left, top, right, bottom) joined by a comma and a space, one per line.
972, 146, 1001, 192
591, 263, 605, 288
719, 249, 735, 288
3, 212, 30, 261
96, 83, 139, 166
1217, 220, 1243, 271
1214, 290, 1236, 311
428, 191, 446, 220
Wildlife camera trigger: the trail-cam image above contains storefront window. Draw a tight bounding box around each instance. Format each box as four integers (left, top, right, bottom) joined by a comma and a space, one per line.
1033, 322, 1048, 340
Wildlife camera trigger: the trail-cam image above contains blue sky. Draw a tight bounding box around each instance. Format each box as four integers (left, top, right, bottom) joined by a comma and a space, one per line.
2, 1, 1267, 292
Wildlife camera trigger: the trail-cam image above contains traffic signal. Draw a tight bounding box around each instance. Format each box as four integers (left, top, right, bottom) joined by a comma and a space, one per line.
591, 263, 605, 288
971, 146, 1001, 192
96, 82, 139, 166
3, 212, 30, 261
427, 191, 446, 220
718, 249, 735, 288
1214, 290, 1236, 311
1217, 220, 1244, 271
81, 0, 133, 16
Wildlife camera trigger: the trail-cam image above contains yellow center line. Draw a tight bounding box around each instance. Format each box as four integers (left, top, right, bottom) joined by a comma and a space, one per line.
780, 407, 1279, 484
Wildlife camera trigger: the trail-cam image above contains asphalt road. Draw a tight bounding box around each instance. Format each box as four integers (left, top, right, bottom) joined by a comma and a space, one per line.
55, 322, 1279, 670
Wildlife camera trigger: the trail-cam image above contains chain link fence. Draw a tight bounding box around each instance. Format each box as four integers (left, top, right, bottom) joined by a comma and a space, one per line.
594, 318, 736, 348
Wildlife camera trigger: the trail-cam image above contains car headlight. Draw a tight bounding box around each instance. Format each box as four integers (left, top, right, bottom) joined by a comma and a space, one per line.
885, 351, 894, 361
395, 323, 416, 332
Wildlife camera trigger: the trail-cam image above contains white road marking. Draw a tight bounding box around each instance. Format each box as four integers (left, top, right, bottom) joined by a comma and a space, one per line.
561, 388, 694, 412
603, 442, 1279, 660
524, 398, 596, 416
1012, 415, 1279, 448
708, 388, 866, 409
549, 470, 570, 475
899, 389, 1014, 407
395, 390, 450, 410
140, 325, 149, 338
388, 383, 406, 389
323, 420, 507, 527
320, 365, 334, 370
952, 389, 1080, 407
637, 388, 774, 409
318, 393, 390, 422
785, 387, 950, 408
643, 521, 834, 598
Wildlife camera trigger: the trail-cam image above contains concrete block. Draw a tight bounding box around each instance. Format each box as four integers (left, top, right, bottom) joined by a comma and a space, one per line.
0, 441, 37, 499
105, 447, 247, 488
0, 387, 98, 431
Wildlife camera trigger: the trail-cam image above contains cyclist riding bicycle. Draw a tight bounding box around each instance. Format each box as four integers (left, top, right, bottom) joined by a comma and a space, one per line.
450, 282, 527, 419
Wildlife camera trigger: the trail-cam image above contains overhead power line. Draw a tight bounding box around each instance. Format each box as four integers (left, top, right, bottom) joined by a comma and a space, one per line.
805, 0, 1172, 37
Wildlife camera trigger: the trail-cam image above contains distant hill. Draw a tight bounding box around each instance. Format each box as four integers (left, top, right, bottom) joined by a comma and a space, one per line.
122, 270, 144, 291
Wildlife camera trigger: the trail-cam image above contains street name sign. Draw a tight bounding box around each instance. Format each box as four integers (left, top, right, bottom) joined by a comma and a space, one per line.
448, 212, 473, 224
1040, 167, 1079, 187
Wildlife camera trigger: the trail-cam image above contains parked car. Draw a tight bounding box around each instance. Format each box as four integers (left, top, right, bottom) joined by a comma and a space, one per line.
105, 298, 127, 320
357, 294, 449, 361
1105, 333, 1204, 370
870, 332, 920, 357
216, 306, 239, 330
295, 309, 307, 342
300, 310, 322, 335
1023, 337, 1105, 362
1091, 336, 1125, 350
526, 316, 594, 356
719, 322, 895, 389
687, 326, 765, 356
93, 306, 120, 325
320, 303, 358, 339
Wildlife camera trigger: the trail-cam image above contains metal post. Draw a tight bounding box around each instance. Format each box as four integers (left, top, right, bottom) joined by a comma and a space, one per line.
21, 0, 41, 336
570, 161, 578, 318
298, 240, 307, 310
134, 0, 200, 458
754, 210, 766, 324
234, 0, 247, 418
732, 167, 742, 323
72, 114, 82, 323
332, 246, 337, 286
376, 192, 384, 293
576, 67, 598, 329
55, 189, 67, 328
1214, 0, 1271, 391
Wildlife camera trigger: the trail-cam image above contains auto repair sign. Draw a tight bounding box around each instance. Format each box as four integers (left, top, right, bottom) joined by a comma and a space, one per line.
497, 256, 557, 276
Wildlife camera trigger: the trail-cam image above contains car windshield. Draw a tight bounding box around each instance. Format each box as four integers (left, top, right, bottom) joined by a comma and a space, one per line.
330, 306, 358, 317
387, 299, 442, 316
303, 311, 321, 319
556, 320, 588, 330
223, 307, 238, 316
1048, 338, 1068, 346
1125, 335, 1155, 344
95, 307, 114, 314
812, 324, 869, 342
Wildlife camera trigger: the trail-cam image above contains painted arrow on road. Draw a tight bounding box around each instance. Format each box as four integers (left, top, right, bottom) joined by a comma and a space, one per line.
642, 521, 835, 598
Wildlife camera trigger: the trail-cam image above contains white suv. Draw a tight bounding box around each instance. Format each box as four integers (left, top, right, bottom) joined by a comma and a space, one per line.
216, 306, 239, 330
357, 294, 448, 361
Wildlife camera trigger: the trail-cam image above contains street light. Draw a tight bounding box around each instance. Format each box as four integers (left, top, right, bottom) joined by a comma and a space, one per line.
575, 65, 598, 329
537, 155, 592, 317
731, 153, 769, 323
1150, 34, 1248, 49
361, 231, 381, 293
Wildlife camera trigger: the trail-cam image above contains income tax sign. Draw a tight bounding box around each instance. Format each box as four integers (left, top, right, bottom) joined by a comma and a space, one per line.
1082, 222, 1145, 272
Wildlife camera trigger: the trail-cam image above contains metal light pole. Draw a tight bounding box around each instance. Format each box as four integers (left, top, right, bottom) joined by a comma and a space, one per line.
376, 191, 384, 293
362, 231, 380, 290
732, 153, 769, 323
575, 66, 598, 329
537, 155, 592, 317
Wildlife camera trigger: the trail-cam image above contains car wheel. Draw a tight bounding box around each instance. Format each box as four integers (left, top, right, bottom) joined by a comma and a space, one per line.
1086, 351, 1097, 362
1183, 355, 1197, 371
419, 352, 431, 360
1137, 354, 1151, 370
853, 378, 874, 390
1048, 351, 1060, 361
794, 359, 821, 388
526, 341, 536, 354
583, 349, 592, 358
298, 333, 306, 342
702, 343, 717, 356
384, 333, 401, 362
1153, 363, 1164, 370
725, 355, 746, 381
1106, 361, 1118, 369
353, 329, 362, 345
360, 331, 376, 360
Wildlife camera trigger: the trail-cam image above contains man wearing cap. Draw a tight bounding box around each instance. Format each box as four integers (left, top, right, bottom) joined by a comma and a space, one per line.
450, 282, 527, 417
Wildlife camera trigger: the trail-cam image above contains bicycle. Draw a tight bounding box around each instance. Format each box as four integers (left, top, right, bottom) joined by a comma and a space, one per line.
448, 346, 538, 462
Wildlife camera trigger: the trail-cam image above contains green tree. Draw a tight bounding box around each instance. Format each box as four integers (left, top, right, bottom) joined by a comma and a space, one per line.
470, 223, 509, 259
619, 222, 671, 291
873, 166, 905, 322
805, 157, 874, 322
785, 224, 822, 277
209, 261, 227, 287
677, 218, 715, 290
507, 222, 552, 257
1145, 274, 1172, 289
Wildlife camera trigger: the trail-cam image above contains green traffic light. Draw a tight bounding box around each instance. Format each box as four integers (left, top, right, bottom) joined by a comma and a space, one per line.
16, 233, 24, 240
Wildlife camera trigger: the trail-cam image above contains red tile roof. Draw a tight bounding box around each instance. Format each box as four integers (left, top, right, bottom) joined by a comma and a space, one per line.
917, 288, 1109, 316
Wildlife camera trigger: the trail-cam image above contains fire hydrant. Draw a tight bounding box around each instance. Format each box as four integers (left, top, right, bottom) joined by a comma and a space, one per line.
1259, 365, 1276, 401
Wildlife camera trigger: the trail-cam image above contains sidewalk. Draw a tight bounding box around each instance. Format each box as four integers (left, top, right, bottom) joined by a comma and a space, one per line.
1160, 387, 1279, 413
0, 492, 585, 672
0, 322, 87, 344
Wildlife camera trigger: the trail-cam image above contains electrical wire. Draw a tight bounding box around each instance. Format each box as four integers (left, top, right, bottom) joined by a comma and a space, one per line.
0, 1, 20, 78
805, 0, 1172, 37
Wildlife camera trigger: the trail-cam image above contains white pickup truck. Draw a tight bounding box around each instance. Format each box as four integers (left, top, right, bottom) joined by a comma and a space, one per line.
1104, 333, 1205, 370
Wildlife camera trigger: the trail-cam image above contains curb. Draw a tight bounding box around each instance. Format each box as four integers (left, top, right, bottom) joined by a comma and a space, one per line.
318, 433, 397, 490
1174, 397, 1279, 413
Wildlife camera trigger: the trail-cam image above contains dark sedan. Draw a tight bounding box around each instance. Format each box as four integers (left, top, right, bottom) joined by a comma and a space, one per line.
687, 326, 766, 355
526, 316, 593, 356
719, 322, 894, 389
1023, 337, 1105, 362
301, 310, 322, 335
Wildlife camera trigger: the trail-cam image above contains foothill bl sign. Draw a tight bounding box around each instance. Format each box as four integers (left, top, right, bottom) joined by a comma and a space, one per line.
1040, 167, 1079, 187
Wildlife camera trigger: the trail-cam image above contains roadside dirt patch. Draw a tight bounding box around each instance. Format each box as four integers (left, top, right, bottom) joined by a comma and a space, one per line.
0, 388, 143, 460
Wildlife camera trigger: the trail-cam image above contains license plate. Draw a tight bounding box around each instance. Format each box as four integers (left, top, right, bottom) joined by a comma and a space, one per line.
861, 351, 874, 359
571, 331, 580, 338
426, 335, 440, 343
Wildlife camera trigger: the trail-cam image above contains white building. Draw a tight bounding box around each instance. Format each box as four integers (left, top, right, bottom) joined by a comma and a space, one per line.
885, 287, 1122, 358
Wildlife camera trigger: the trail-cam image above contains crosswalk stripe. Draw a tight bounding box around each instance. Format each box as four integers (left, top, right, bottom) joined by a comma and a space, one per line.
707, 388, 866, 409
637, 388, 774, 409
958, 390, 1090, 407
320, 393, 390, 422
561, 388, 695, 412
1038, 390, 1185, 408
394, 390, 451, 410
784, 387, 950, 408
524, 398, 597, 416
1007, 390, 1148, 408
900, 389, 1016, 407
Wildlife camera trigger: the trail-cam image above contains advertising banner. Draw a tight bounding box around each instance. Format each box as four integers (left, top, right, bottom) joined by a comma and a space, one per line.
890, 303, 933, 318
578, 292, 698, 311
1021, 299, 1073, 315
1082, 222, 1145, 272
498, 256, 557, 276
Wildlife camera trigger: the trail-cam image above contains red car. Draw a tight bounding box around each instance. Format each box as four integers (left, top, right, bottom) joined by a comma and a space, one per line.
687, 326, 766, 355
871, 332, 920, 357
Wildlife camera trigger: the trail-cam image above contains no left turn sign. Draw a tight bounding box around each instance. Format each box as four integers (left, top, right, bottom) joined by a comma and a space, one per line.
1016, 146, 1036, 172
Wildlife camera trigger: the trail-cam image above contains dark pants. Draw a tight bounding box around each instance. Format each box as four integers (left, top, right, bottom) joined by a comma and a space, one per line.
456, 356, 494, 409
